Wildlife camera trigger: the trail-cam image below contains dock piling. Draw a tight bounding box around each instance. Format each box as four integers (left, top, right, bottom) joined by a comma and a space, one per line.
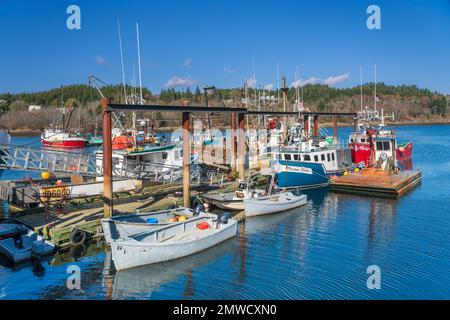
333, 115, 338, 145
238, 113, 245, 180
231, 112, 237, 174
182, 109, 191, 209
102, 97, 113, 218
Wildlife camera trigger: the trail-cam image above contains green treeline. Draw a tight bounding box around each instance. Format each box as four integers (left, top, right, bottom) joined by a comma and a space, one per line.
0, 82, 448, 132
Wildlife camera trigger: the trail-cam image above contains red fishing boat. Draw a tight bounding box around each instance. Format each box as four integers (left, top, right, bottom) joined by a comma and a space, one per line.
41, 128, 87, 149
349, 108, 413, 168
41, 100, 87, 149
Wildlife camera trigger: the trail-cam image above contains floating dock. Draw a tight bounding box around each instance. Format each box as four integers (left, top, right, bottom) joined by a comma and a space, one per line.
330, 169, 422, 198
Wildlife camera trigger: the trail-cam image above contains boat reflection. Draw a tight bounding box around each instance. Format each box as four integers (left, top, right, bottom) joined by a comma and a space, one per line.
111, 237, 236, 299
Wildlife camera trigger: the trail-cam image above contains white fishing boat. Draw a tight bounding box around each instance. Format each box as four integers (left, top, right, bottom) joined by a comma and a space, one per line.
244, 191, 307, 217
102, 207, 198, 244
110, 213, 238, 270
0, 228, 55, 263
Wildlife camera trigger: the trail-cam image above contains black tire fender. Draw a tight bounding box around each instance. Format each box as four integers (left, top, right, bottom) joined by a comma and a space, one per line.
69, 228, 87, 246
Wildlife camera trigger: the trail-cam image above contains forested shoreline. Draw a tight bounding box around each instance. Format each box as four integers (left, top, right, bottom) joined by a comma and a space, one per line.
0, 83, 448, 133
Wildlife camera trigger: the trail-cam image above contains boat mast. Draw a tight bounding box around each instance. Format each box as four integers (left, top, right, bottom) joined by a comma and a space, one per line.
61, 86, 65, 132
136, 23, 143, 105
276, 61, 280, 103
117, 20, 127, 104
360, 66, 363, 112
374, 64, 377, 113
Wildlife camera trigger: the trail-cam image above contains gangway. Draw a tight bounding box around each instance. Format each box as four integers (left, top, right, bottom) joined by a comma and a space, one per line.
0, 145, 224, 185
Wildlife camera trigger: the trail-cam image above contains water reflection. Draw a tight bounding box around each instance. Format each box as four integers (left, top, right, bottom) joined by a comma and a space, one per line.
111, 238, 236, 299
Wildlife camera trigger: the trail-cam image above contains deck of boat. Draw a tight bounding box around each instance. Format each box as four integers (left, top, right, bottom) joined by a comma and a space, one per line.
330, 170, 422, 198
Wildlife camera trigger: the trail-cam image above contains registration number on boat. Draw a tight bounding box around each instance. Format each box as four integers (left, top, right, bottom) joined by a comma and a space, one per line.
40, 186, 71, 201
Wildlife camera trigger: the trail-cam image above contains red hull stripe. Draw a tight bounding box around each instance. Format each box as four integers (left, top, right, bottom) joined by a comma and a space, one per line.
42, 140, 87, 148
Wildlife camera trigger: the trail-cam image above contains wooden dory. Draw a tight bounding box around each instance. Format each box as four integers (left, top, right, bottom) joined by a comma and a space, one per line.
110, 214, 238, 271
102, 207, 196, 244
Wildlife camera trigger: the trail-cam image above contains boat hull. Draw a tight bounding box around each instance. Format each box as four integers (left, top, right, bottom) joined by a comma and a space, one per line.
396, 141, 413, 162
201, 193, 245, 211
111, 217, 238, 270
42, 139, 87, 149
274, 161, 332, 189
244, 194, 307, 217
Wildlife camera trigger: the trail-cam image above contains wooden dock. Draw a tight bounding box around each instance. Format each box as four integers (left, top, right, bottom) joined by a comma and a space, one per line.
11, 183, 185, 247
330, 170, 422, 198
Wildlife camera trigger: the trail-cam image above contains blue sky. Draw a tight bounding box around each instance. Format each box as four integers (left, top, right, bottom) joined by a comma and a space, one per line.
1, 0, 450, 94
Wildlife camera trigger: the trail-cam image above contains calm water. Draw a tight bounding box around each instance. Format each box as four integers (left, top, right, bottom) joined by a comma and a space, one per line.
1, 125, 450, 299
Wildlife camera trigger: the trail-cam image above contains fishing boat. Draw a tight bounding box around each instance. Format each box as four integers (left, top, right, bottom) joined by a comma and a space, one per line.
273, 121, 353, 189
102, 207, 198, 243
349, 108, 413, 167
0, 127, 11, 146
95, 142, 198, 178
0, 127, 12, 178
0, 227, 55, 263
349, 66, 413, 168
244, 191, 307, 217
41, 128, 87, 149
110, 213, 237, 270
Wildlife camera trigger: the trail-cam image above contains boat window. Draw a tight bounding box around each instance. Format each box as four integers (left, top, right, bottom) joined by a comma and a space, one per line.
361, 139, 366, 143
327, 153, 330, 162
293, 154, 299, 161
376, 141, 383, 150
284, 154, 291, 161
304, 155, 311, 161
332, 153, 335, 161
321, 154, 325, 161
383, 141, 390, 151
162, 152, 168, 160
314, 155, 319, 162
350, 138, 354, 143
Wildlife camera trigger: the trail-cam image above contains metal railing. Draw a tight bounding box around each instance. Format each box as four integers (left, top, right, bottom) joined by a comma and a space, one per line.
0, 145, 224, 186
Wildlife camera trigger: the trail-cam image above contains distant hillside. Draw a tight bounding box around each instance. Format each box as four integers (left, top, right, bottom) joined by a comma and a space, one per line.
0, 83, 448, 133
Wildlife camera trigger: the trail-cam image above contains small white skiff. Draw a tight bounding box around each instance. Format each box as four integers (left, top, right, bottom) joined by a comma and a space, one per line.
110, 213, 238, 271
244, 192, 307, 217
102, 207, 197, 244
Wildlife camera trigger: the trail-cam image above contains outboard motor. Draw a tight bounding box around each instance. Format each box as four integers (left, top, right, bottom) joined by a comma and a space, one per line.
219, 212, 232, 224
194, 204, 205, 216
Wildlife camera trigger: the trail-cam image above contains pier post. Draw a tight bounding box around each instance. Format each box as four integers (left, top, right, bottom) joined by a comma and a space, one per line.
304, 115, 309, 137
238, 113, 246, 180
102, 97, 113, 218
333, 115, 338, 145
231, 112, 237, 174
313, 115, 319, 136
182, 111, 191, 209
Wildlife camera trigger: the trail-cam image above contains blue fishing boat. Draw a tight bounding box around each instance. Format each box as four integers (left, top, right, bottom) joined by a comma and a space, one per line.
272, 122, 354, 189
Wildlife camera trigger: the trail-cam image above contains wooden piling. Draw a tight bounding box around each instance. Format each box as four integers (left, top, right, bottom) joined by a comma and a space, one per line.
304, 115, 309, 136
238, 113, 245, 180
231, 112, 237, 173
333, 115, 338, 144
182, 111, 191, 208
313, 115, 319, 136
102, 97, 113, 218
